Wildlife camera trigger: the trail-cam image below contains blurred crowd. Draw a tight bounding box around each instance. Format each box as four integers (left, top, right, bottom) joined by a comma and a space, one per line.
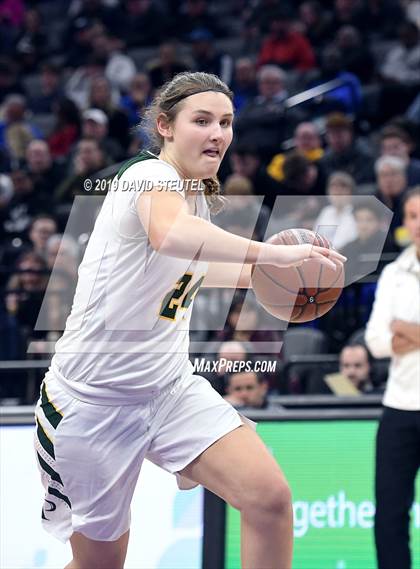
0, 0, 420, 403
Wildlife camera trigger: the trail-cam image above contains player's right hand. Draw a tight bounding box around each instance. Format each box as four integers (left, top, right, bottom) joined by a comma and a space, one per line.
260, 243, 347, 270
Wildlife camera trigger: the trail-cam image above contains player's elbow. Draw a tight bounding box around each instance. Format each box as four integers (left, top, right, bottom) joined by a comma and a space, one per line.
148, 225, 179, 255
365, 330, 392, 359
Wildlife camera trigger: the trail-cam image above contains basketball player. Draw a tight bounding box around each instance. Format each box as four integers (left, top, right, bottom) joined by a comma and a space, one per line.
34, 72, 345, 569
366, 187, 420, 569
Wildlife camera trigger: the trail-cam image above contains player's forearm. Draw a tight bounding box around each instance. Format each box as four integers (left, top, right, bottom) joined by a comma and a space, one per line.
392, 321, 420, 347
157, 213, 269, 265
202, 262, 252, 288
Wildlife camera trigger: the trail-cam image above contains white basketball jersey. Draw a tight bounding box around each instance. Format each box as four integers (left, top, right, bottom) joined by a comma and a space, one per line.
51, 153, 209, 404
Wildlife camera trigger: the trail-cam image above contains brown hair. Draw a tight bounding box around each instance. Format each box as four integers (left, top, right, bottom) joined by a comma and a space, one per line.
143, 71, 233, 213
402, 185, 420, 214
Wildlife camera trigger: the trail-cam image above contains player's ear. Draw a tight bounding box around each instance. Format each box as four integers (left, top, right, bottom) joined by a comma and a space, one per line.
156, 113, 174, 140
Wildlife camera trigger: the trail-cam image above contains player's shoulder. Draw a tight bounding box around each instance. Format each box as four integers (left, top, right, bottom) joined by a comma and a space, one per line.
379, 249, 407, 282
117, 151, 180, 182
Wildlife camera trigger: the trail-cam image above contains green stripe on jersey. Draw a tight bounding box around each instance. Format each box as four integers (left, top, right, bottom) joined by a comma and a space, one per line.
36, 416, 55, 459
36, 452, 63, 485
116, 150, 157, 179
41, 382, 63, 429
48, 485, 71, 508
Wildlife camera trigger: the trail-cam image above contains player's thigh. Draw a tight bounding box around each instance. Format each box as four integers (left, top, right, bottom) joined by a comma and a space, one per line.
178, 424, 291, 513
69, 529, 129, 569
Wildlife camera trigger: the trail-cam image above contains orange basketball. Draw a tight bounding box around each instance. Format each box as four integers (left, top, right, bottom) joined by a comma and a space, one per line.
251, 229, 345, 323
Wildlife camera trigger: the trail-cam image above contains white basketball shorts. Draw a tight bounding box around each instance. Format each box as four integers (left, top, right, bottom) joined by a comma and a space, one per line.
34, 368, 254, 543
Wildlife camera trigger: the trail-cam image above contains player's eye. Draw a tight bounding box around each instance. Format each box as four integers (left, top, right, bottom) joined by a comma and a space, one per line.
195, 118, 208, 126
220, 119, 231, 127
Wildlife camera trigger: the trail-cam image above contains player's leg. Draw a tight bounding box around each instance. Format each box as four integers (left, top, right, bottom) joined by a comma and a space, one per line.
374, 408, 420, 569
178, 424, 293, 569
64, 530, 130, 569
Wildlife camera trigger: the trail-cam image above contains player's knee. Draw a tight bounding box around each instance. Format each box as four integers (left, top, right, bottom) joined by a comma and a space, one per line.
72, 553, 125, 569
237, 477, 292, 518
73, 561, 124, 569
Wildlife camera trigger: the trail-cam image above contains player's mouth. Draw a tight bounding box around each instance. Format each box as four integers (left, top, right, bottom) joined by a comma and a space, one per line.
203, 148, 220, 158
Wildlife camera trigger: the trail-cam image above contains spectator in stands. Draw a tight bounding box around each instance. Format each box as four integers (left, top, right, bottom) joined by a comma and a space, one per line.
216, 294, 282, 353
307, 343, 380, 395
357, 0, 405, 40
170, 0, 225, 41
313, 171, 358, 250
0, 95, 43, 163
270, 153, 325, 227
120, 73, 153, 127
121, 0, 167, 47
217, 174, 270, 241
320, 113, 375, 184
308, 46, 362, 114
257, 7, 316, 71
298, 1, 334, 51
82, 108, 124, 161
235, 65, 304, 160
381, 21, 420, 87
338, 344, 378, 393
88, 76, 130, 150
0, 168, 50, 242
366, 187, 420, 569
15, 7, 47, 72
67, 0, 120, 39
0, 0, 25, 55
0, 57, 25, 101
378, 21, 420, 120
189, 28, 233, 86
203, 340, 252, 394
375, 155, 409, 240
91, 33, 136, 93
25, 140, 65, 198
48, 98, 81, 160
231, 57, 258, 112
0, 214, 58, 271
28, 63, 63, 115
267, 121, 324, 182
29, 215, 58, 259
65, 54, 108, 109
341, 199, 399, 282
229, 143, 282, 211
405, 0, 420, 27
334, 25, 375, 84
224, 370, 270, 409
147, 42, 190, 90
5, 251, 49, 342
380, 125, 420, 186
64, 16, 97, 69
45, 233, 79, 331
54, 138, 109, 204
330, 0, 363, 30
0, 173, 12, 208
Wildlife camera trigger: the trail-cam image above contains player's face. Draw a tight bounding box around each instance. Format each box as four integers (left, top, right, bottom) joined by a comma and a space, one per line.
404, 195, 420, 249
166, 91, 233, 179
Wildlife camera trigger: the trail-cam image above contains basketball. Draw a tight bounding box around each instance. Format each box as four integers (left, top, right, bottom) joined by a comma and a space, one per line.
251, 229, 345, 323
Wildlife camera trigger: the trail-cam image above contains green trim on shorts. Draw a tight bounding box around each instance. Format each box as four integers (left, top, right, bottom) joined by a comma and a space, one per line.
36, 416, 55, 459
36, 452, 63, 485
41, 382, 63, 429
48, 485, 71, 508
116, 150, 157, 179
